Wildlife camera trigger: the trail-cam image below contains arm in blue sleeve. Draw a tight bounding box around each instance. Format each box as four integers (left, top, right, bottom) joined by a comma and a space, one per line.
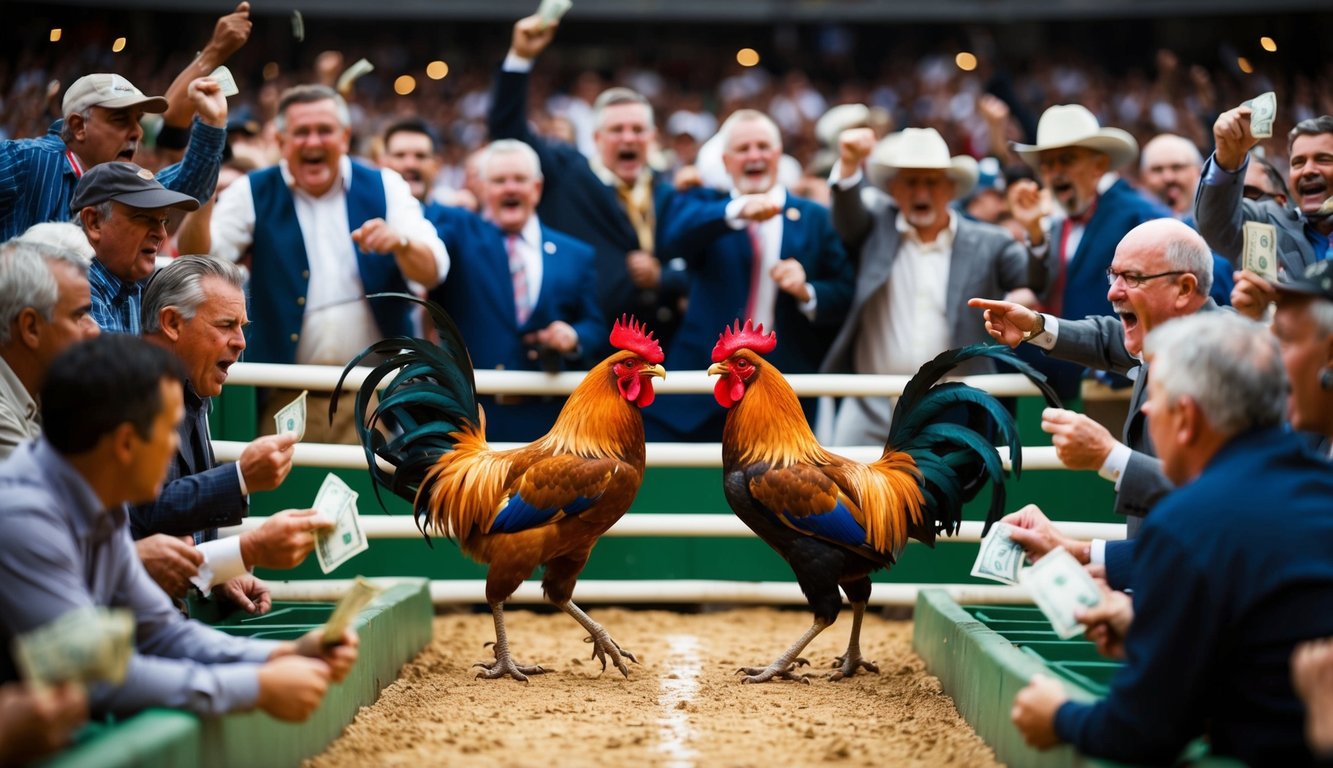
129, 463, 247, 538
156, 118, 225, 204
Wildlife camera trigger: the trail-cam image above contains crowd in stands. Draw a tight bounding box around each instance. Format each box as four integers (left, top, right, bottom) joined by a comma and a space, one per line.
1, 2, 1333, 764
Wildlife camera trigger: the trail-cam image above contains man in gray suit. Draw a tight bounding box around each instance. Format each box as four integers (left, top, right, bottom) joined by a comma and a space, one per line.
822, 126, 1041, 445
1195, 111, 1333, 275
970, 218, 1216, 541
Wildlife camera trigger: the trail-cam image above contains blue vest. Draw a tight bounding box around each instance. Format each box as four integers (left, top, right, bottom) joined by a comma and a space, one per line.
245, 162, 413, 364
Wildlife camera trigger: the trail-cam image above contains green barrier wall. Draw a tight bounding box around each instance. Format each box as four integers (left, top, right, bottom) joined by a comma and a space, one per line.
214, 385, 1120, 587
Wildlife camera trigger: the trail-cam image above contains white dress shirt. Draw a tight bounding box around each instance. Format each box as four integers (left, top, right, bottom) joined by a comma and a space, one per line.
210, 157, 449, 365
723, 185, 816, 330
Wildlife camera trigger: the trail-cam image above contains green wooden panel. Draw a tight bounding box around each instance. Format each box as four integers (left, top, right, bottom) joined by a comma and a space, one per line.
38, 711, 200, 768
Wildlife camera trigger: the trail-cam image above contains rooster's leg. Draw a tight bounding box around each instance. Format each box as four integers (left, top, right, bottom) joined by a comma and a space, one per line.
830, 601, 880, 681
558, 600, 639, 678
738, 619, 828, 684
474, 601, 548, 682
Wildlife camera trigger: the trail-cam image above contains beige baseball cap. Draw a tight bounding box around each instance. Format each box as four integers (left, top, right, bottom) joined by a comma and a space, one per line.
62, 74, 168, 117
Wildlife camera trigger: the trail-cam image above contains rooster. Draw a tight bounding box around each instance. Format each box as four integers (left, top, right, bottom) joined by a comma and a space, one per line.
334, 297, 666, 681
708, 321, 1060, 683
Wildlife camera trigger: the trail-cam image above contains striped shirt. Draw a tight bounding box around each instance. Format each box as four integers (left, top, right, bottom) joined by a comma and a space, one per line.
88, 257, 143, 335
0, 118, 225, 241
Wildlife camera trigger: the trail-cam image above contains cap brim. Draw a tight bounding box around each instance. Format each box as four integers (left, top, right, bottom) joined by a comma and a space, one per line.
95, 95, 169, 114
113, 189, 200, 211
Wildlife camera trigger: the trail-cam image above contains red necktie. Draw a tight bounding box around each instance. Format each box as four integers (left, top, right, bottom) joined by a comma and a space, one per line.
745, 222, 763, 322
1044, 199, 1098, 318
507, 234, 530, 325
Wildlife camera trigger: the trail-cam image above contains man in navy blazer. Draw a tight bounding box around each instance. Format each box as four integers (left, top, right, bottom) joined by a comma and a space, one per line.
428, 140, 603, 443
489, 15, 682, 354
134, 256, 332, 610
1008, 105, 1167, 400
1196, 111, 1333, 275
1012, 312, 1333, 766
645, 110, 853, 442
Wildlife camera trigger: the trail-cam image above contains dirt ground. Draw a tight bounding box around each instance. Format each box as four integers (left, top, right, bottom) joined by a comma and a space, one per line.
308, 607, 1003, 768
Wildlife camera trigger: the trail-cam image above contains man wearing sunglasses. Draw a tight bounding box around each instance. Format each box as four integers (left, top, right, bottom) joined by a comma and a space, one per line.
970, 218, 1217, 544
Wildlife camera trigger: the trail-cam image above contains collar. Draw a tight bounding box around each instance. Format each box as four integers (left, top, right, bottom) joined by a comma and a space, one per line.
89, 257, 139, 302
592, 160, 652, 192
0, 354, 38, 425
32, 437, 120, 539
895, 208, 959, 244
516, 215, 542, 249
183, 379, 208, 414
278, 155, 352, 197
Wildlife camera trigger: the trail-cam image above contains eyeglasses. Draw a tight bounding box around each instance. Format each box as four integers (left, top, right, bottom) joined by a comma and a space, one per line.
1105, 268, 1187, 288
1242, 185, 1277, 202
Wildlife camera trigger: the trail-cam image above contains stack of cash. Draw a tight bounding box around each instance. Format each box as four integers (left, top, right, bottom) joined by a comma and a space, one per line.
320, 577, 382, 645
313, 473, 369, 574
971, 521, 1103, 640
13, 607, 134, 687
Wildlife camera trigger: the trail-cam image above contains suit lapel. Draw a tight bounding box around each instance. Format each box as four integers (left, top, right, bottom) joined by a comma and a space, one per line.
943, 223, 974, 333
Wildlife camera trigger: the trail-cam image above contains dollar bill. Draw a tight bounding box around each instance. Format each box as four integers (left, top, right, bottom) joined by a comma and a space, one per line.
1243, 221, 1279, 280
1243, 91, 1276, 139
13, 607, 134, 688
208, 65, 239, 98
336, 58, 374, 96
314, 474, 369, 574
970, 522, 1025, 585
291, 10, 305, 42
321, 576, 382, 645
536, 0, 573, 25
1019, 547, 1102, 640
273, 389, 308, 441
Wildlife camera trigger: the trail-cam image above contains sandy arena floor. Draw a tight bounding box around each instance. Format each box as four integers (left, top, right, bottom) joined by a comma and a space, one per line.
308, 607, 1002, 767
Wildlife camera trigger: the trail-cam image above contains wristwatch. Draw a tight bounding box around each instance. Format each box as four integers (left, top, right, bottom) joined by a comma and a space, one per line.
1019, 313, 1047, 342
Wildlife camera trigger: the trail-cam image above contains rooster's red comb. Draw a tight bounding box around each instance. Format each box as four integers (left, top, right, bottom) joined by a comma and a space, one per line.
609, 315, 664, 364
712, 319, 777, 363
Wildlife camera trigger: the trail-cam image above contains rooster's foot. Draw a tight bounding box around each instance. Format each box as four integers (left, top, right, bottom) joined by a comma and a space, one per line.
584, 633, 639, 678
829, 653, 879, 682
737, 658, 811, 684
473, 653, 548, 682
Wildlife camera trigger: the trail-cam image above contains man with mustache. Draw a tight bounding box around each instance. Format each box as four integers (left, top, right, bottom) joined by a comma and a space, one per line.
197, 84, 449, 443
1008, 105, 1167, 401
1196, 112, 1333, 275
425, 140, 602, 441
644, 109, 853, 442
73, 162, 203, 336
971, 218, 1216, 547
133, 256, 333, 610
821, 126, 1042, 446
489, 14, 682, 354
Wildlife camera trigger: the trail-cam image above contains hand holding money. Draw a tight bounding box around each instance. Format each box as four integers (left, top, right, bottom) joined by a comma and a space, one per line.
273, 390, 308, 441
1243, 91, 1277, 139
320, 576, 382, 645
238, 431, 298, 493
1077, 587, 1133, 659
536, 0, 572, 27
313, 474, 369, 574
971, 522, 1026, 585
1021, 548, 1103, 639
336, 58, 374, 96
1212, 102, 1264, 171
13, 607, 135, 688
1243, 221, 1279, 281
512, 14, 560, 59
288, 625, 361, 683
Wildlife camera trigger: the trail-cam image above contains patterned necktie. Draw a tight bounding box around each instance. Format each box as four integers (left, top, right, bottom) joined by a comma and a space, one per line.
507, 234, 531, 325
616, 179, 655, 252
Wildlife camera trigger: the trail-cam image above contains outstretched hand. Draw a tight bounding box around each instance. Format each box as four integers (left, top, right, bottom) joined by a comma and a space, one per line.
967, 297, 1041, 348
512, 15, 558, 59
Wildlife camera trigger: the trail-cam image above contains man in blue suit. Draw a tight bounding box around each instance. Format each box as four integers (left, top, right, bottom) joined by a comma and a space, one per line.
429, 140, 603, 442
1012, 311, 1333, 766
489, 15, 682, 354
645, 110, 854, 442
1008, 105, 1167, 400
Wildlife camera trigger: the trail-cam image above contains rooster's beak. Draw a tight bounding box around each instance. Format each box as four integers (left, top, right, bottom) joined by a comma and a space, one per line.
643, 363, 667, 380
706, 362, 726, 377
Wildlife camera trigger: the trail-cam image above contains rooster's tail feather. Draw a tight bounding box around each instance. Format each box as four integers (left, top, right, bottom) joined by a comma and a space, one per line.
887, 343, 1062, 544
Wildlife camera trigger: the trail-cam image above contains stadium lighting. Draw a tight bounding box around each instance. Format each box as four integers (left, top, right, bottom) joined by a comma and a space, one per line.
1260, 36, 1277, 52
1237, 57, 1254, 74
736, 48, 760, 67
49, 28, 61, 43
955, 52, 978, 71
427, 61, 449, 80
112, 37, 126, 53
395, 75, 417, 95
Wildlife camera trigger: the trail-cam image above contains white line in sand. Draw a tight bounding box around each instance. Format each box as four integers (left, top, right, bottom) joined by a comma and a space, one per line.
657, 634, 702, 767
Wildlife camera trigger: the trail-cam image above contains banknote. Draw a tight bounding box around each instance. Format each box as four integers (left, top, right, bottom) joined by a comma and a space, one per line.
1019, 548, 1102, 640
273, 389, 308, 441
1242, 221, 1279, 280
291, 10, 305, 42
1243, 91, 1276, 139
336, 58, 374, 95
13, 607, 134, 687
208, 65, 239, 98
969, 522, 1025, 585
321, 576, 382, 645
314, 474, 369, 574
536, 0, 572, 25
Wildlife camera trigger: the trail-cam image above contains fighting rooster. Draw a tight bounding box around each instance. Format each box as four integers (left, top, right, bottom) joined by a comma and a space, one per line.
708, 321, 1059, 683
335, 297, 665, 681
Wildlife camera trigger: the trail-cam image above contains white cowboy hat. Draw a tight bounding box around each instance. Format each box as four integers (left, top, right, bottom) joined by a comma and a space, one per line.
815, 103, 870, 148
867, 128, 979, 198
1012, 104, 1139, 171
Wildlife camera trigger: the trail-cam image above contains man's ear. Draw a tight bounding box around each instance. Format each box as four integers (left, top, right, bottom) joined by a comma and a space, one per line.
1177, 272, 1200, 303
158, 306, 186, 343
79, 207, 102, 245
65, 111, 87, 143
14, 308, 42, 349
109, 420, 139, 467
1176, 396, 1202, 446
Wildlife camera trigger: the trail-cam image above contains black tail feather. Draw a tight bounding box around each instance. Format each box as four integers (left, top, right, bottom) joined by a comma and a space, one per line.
887, 343, 1062, 543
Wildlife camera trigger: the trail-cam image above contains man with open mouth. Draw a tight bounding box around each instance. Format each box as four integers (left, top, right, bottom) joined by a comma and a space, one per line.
1196, 109, 1333, 277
